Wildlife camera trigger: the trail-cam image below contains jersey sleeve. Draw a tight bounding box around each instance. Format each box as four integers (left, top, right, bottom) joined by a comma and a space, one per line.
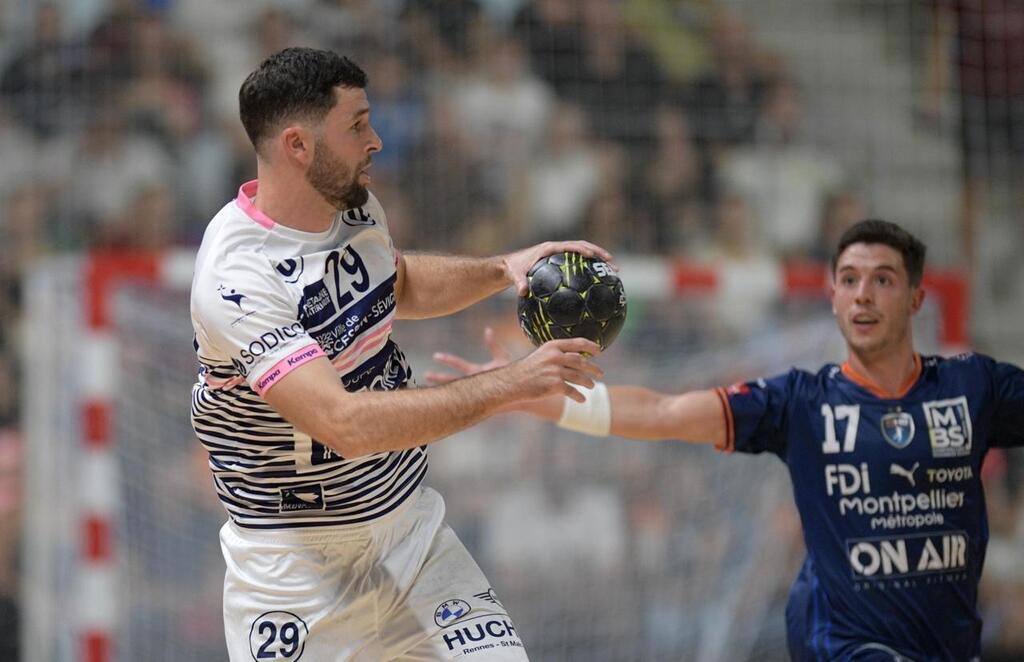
715, 370, 795, 456
987, 358, 1024, 448
191, 252, 325, 396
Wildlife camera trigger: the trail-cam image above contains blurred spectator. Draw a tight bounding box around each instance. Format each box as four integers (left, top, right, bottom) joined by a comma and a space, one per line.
687, 9, 775, 152
564, 0, 667, 147
192, 7, 316, 125
583, 144, 647, 251
363, 53, 426, 183
58, 109, 173, 245
0, 185, 52, 345
0, 351, 20, 661
451, 30, 553, 205
812, 190, 868, 261
620, 453, 674, 574
477, 0, 528, 26
116, 11, 207, 151
623, 0, 713, 84
97, 184, 178, 249
642, 105, 706, 249
0, 3, 90, 137
719, 78, 844, 258
458, 199, 509, 255
692, 192, 781, 339
306, 0, 407, 54
513, 0, 582, 94
0, 184, 49, 269
87, 0, 143, 86
924, 0, 1024, 270
520, 103, 601, 243
403, 0, 482, 74
483, 443, 626, 580
0, 107, 38, 199
404, 98, 491, 249
119, 10, 231, 226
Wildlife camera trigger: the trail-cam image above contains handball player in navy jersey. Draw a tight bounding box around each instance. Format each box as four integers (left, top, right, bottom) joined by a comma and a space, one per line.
432, 219, 1024, 661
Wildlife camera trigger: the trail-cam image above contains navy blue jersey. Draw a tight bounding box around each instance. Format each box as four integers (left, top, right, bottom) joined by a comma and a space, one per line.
716, 353, 1024, 661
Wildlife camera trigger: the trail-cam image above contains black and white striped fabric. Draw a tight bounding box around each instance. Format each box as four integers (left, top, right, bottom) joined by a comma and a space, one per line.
189, 182, 425, 529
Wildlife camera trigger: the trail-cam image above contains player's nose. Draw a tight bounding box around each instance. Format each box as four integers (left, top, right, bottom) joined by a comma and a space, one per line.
854, 280, 873, 303
367, 125, 383, 153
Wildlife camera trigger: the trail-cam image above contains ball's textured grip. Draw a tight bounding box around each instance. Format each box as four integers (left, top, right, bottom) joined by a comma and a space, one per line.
517, 252, 627, 350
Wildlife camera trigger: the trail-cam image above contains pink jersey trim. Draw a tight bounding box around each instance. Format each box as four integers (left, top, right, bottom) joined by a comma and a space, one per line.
330, 320, 393, 374
253, 344, 326, 396
205, 375, 246, 391
236, 180, 276, 229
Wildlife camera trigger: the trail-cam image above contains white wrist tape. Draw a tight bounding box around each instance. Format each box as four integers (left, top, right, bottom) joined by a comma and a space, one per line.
557, 381, 611, 436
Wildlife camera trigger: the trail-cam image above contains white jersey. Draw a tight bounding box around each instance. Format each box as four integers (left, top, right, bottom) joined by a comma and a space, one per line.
190, 181, 425, 529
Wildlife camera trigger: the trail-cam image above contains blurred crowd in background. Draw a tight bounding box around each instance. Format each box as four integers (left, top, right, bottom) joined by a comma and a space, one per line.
2, 0, 1024, 659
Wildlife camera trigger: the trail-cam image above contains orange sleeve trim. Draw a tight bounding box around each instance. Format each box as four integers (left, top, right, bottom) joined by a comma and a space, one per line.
714, 387, 735, 453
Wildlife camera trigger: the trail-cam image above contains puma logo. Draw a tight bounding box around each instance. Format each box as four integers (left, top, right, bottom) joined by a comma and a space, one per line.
890, 462, 919, 487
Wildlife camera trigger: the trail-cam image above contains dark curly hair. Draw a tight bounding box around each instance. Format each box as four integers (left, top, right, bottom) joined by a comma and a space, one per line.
239, 47, 368, 154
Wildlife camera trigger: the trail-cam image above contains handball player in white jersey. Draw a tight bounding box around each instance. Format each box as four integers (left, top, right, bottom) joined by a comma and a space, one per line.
189, 47, 607, 661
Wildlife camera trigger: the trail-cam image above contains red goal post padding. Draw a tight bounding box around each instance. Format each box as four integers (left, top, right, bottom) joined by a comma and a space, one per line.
73, 251, 968, 662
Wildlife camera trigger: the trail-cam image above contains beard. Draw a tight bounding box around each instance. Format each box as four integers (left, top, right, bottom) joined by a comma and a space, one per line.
306, 136, 369, 211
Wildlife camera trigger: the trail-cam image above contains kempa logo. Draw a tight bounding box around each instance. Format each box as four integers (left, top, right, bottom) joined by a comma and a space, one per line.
923, 397, 972, 458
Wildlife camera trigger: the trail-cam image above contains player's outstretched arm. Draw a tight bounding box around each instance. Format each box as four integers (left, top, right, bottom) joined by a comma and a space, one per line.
262, 337, 603, 458
427, 329, 725, 446
604, 386, 724, 445
394, 240, 614, 320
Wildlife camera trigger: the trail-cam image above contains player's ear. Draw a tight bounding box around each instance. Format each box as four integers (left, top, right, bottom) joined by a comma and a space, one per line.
910, 285, 926, 314
829, 283, 837, 316
279, 125, 314, 168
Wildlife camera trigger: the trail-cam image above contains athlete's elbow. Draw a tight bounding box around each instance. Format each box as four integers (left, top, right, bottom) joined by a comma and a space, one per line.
319, 421, 372, 459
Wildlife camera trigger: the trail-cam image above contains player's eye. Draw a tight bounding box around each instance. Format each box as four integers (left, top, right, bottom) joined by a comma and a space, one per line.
876, 275, 892, 286
841, 275, 857, 286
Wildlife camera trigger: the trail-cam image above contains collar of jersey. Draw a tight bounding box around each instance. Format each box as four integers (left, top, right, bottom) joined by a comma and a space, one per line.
237, 180, 276, 229
235, 180, 341, 239
840, 353, 922, 400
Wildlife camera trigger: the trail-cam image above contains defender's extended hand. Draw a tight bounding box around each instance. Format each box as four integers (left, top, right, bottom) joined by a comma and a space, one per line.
427, 329, 602, 403
426, 327, 513, 384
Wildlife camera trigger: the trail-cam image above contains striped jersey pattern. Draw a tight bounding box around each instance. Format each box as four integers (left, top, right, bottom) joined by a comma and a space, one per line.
190, 182, 426, 529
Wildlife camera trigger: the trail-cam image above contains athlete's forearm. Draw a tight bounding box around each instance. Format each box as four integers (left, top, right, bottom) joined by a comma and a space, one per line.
608, 387, 723, 445
266, 340, 599, 459
395, 253, 508, 319
514, 385, 725, 445
323, 370, 518, 457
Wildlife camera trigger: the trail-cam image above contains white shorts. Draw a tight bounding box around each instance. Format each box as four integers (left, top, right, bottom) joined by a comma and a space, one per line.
220, 486, 528, 661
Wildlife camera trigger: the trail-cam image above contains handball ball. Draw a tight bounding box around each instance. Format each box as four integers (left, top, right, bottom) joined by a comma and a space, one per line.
517, 252, 627, 351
